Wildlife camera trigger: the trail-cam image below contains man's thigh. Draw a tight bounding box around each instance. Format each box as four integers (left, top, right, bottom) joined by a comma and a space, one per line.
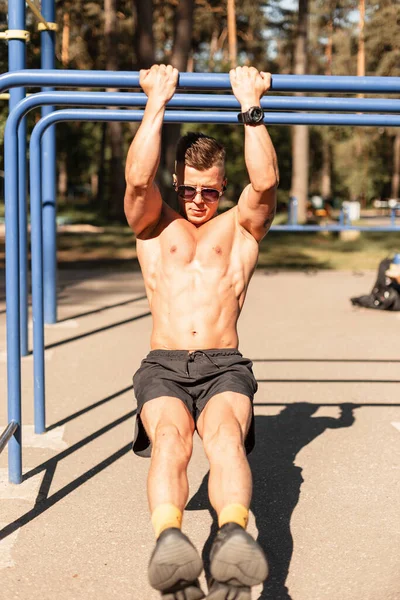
196, 391, 252, 443
141, 396, 196, 443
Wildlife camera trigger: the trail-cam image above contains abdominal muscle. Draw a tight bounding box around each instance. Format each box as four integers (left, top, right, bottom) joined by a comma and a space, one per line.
137, 208, 258, 351
149, 270, 243, 350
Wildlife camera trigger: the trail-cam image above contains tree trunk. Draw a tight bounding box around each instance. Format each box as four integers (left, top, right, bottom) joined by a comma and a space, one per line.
61, 3, 70, 67
104, 0, 125, 221
321, 14, 333, 201
58, 153, 68, 202
357, 0, 365, 80
356, 0, 366, 206
133, 0, 155, 69
392, 131, 400, 200
321, 141, 331, 200
227, 0, 237, 68
97, 122, 107, 213
162, 0, 195, 210
290, 0, 309, 223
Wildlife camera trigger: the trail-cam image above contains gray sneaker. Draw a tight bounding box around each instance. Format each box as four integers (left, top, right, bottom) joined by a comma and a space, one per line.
209, 523, 268, 593
148, 528, 205, 599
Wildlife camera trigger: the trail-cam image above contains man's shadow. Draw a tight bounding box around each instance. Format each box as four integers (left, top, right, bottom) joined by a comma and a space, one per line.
186, 402, 358, 599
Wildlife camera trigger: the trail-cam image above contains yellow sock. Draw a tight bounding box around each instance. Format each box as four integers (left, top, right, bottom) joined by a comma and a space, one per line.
218, 504, 249, 529
151, 503, 183, 538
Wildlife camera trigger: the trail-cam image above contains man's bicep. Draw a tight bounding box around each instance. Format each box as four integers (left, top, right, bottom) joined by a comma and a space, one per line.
237, 184, 277, 242
124, 181, 163, 235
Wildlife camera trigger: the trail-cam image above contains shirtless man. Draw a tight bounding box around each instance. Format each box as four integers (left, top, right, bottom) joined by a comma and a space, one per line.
124, 64, 278, 600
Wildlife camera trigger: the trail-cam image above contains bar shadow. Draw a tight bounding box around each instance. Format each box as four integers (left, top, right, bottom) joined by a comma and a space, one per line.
56, 294, 148, 323
0, 442, 132, 541
0, 409, 136, 541
46, 385, 133, 431
27, 310, 151, 354
186, 402, 359, 599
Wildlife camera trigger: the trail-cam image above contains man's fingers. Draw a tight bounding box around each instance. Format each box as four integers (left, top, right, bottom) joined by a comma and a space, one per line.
260, 71, 272, 91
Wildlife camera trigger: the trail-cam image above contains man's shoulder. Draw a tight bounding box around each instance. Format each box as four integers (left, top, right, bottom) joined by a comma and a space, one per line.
137, 201, 182, 239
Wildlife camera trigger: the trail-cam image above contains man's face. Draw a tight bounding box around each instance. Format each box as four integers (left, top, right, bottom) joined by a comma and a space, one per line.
175, 163, 226, 226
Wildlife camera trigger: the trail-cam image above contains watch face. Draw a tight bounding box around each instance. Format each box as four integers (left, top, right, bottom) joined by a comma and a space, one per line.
249, 107, 264, 123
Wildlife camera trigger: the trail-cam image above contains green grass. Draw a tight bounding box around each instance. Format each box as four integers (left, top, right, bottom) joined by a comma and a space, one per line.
258, 231, 400, 270
57, 227, 400, 271
1, 220, 399, 271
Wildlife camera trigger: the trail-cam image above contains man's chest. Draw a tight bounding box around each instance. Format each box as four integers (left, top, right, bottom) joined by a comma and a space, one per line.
138, 215, 241, 274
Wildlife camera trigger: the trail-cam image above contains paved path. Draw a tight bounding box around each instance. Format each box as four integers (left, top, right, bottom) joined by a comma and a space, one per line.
0, 269, 399, 600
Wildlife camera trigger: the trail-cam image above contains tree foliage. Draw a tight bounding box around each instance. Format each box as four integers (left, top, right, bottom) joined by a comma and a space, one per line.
0, 1, 399, 219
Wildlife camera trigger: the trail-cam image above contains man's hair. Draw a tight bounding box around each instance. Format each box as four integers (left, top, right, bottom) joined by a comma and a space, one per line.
175, 132, 226, 171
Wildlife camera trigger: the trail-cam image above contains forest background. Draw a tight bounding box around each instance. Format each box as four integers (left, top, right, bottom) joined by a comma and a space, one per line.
0, 0, 399, 231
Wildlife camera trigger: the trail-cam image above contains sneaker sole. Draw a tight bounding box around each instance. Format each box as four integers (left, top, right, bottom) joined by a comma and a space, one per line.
210, 530, 268, 588
148, 532, 204, 592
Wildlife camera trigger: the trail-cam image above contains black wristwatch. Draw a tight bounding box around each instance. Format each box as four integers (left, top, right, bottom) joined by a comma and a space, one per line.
237, 106, 265, 125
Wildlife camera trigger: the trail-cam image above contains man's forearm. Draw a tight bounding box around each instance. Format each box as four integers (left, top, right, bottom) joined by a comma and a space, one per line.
244, 123, 279, 195
125, 98, 166, 189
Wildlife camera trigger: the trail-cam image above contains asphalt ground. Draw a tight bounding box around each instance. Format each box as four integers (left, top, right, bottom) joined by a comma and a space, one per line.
0, 269, 399, 600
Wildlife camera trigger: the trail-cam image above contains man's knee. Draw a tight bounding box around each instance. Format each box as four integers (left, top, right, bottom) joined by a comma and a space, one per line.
153, 423, 193, 463
203, 421, 245, 460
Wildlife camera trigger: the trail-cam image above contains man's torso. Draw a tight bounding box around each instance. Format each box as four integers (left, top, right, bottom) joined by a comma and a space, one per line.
136, 203, 259, 350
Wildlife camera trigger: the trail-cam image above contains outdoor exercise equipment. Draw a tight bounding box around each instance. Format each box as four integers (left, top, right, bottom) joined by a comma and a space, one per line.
2, 0, 400, 484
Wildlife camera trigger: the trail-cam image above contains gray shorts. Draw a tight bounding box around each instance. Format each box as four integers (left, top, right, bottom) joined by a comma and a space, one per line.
132, 348, 258, 458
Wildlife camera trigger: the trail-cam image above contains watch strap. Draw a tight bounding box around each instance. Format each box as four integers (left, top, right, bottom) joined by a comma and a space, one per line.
237, 106, 264, 125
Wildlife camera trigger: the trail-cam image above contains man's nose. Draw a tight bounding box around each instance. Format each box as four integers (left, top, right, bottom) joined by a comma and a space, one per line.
193, 190, 204, 205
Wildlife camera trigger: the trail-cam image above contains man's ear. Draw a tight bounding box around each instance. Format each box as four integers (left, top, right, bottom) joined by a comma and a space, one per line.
222, 178, 227, 192
172, 173, 177, 189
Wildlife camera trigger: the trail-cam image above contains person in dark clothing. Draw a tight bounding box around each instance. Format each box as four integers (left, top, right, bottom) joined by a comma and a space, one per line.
351, 257, 400, 311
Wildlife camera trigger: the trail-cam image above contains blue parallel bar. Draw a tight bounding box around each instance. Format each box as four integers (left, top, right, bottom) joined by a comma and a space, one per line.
6, 0, 25, 482
12, 90, 400, 112
41, 0, 57, 326
3, 70, 400, 94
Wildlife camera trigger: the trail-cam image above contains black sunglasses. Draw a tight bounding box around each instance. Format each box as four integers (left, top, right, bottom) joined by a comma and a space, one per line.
176, 185, 224, 203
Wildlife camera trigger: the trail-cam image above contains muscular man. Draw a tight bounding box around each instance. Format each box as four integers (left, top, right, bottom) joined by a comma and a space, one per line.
125, 64, 278, 600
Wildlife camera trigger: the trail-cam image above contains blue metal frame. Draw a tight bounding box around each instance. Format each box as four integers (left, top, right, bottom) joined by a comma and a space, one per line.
3, 63, 400, 482
5, 96, 400, 481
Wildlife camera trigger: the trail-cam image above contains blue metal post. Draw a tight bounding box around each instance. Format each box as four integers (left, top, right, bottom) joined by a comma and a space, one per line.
41, 0, 57, 325
390, 207, 396, 226
9, 1, 28, 358
6, 0, 25, 482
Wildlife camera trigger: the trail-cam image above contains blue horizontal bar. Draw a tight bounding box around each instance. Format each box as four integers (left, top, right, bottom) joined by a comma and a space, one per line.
9, 90, 400, 114
21, 107, 400, 127
2, 70, 400, 94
